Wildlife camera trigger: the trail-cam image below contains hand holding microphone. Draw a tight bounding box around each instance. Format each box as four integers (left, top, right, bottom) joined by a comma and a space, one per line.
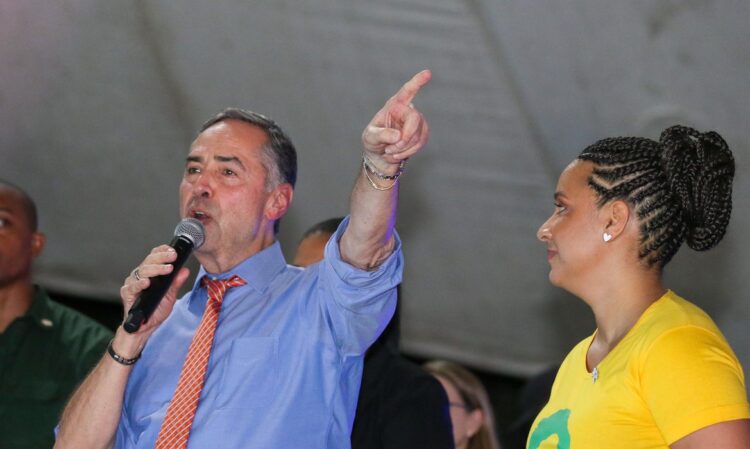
122, 218, 205, 333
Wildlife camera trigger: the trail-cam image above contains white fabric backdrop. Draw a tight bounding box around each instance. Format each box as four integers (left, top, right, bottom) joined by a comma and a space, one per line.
1, 0, 748, 377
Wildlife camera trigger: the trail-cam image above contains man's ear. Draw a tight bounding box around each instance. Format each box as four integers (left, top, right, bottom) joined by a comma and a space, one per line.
31, 232, 46, 258
265, 183, 294, 222
601, 199, 631, 241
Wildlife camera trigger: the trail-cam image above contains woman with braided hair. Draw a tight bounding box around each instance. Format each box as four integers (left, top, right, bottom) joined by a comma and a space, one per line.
528, 125, 750, 448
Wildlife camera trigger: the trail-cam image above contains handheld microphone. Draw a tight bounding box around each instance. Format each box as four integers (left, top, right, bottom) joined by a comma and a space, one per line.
122, 218, 205, 333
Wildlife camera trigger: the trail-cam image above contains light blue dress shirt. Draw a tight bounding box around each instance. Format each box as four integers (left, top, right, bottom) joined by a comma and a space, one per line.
115, 219, 401, 448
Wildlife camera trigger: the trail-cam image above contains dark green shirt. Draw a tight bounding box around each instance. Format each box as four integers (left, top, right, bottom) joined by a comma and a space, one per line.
0, 287, 112, 449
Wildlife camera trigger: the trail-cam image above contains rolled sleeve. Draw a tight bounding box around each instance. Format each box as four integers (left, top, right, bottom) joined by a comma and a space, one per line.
319, 216, 403, 355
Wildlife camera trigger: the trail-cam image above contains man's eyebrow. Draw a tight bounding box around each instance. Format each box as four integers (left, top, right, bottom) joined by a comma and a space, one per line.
184, 154, 245, 170
215, 155, 245, 169
215, 155, 241, 163
553, 192, 567, 201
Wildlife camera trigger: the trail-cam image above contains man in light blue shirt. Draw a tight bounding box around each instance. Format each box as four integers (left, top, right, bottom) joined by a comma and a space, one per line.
56, 70, 432, 449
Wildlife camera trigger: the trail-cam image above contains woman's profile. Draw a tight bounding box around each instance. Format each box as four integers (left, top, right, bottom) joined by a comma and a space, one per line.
529, 125, 750, 448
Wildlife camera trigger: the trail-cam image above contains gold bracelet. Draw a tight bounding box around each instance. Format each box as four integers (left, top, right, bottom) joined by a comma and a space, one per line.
362, 153, 406, 181
362, 160, 398, 191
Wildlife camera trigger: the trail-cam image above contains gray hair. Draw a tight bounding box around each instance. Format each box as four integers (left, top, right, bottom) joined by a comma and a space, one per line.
200, 108, 297, 191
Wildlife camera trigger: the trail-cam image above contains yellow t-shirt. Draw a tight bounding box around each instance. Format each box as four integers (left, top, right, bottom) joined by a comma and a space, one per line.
527, 290, 750, 449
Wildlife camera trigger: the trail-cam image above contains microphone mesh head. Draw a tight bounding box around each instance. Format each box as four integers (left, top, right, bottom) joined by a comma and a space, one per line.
174, 218, 205, 249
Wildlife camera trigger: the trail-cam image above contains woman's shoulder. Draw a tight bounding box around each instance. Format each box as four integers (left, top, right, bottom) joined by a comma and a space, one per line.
633, 291, 740, 370
638, 290, 722, 337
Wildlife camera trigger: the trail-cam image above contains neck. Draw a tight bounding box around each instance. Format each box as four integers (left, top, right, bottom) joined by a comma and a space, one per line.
586, 269, 665, 348
198, 234, 277, 275
0, 278, 35, 333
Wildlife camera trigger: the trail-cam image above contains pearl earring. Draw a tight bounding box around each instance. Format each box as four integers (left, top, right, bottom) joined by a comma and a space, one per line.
603, 232, 612, 242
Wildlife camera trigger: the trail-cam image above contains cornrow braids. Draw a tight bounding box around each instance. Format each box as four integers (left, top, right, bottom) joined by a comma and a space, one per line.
578, 125, 734, 269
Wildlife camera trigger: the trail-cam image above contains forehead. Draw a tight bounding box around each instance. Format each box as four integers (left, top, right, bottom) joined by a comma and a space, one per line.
294, 232, 332, 266
0, 187, 32, 226
298, 232, 331, 252
189, 119, 269, 158
557, 160, 594, 196
0, 187, 25, 212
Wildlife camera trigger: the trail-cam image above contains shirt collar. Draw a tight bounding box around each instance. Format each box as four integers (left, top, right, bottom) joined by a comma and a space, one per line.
191, 241, 287, 297
24, 286, 57, 330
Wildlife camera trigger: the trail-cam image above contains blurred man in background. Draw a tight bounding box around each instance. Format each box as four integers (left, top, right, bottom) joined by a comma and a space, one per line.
295, 217, 454, 449
0, 180, 111, 449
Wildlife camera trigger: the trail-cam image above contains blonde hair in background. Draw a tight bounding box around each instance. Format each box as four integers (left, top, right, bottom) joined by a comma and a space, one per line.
424, 360, 501, 449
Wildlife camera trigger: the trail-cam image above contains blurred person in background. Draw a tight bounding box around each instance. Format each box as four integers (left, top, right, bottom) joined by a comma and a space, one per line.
295, 217, 454, 449
0, 180, 111, 449
425, 360, 501, 449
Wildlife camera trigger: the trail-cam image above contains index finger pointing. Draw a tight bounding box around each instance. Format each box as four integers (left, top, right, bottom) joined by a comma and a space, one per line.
391, 69, 432, 105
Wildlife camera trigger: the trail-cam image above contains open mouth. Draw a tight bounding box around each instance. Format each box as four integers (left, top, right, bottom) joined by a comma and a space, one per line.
190, 209, 211, 223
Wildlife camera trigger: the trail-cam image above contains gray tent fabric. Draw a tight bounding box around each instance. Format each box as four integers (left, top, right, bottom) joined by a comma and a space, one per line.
2, 0, 748, 377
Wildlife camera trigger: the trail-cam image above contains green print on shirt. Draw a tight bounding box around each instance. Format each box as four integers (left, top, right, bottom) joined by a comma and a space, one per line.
528, 409, 571, 449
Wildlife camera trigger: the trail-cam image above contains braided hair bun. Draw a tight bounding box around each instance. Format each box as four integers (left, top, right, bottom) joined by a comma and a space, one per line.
578, 125, 735, 268
659, 125, 734, 252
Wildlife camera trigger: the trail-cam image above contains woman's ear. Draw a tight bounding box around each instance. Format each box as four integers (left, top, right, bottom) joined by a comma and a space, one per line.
601, 199, 631, 242
466, 409, 484, 439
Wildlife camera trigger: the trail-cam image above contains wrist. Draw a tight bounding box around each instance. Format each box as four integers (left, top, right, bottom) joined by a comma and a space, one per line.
110, 327, 147, 360
361, 152, 406, 191
362, 151, 404, 177
107, 339, 141, 366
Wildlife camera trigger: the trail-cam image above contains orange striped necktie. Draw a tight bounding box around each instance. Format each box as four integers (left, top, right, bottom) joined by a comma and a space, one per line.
154, 275, 246, 449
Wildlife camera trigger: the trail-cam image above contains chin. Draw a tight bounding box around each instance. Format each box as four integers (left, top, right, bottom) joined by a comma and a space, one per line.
548, 269, 564, 288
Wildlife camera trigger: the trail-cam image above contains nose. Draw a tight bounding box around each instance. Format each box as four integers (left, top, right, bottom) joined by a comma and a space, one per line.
193, 172, 213, 198
537, 217, 552, 242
